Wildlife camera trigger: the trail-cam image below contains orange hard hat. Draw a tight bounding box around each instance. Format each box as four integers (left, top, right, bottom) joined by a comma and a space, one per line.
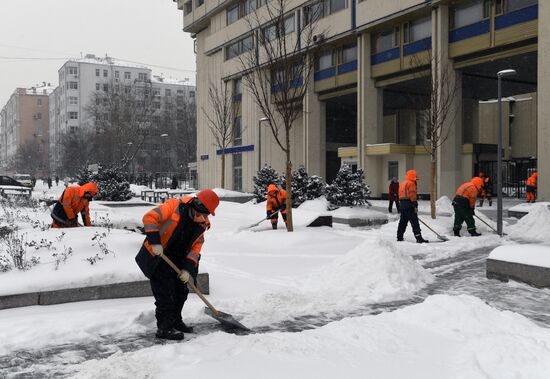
406, 170, 418, 181
471, 177, 484, 189
196, 189, 219, 216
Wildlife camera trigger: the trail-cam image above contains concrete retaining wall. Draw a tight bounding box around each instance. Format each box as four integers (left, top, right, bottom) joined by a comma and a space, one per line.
487, 259, 550, 288
333, 217, 388, 227
0, 273, 209, 310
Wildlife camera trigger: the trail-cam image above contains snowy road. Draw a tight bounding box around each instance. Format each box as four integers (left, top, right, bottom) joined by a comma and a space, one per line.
3, 243, 550, 378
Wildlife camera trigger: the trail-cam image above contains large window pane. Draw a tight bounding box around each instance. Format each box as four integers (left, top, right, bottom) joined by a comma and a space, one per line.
318, 51, 334, 70
329, 0, 347, 13
452, 0, 484, 29
372, 28, 395, 53
284, 15, 295, 33
410, 16, 431, 42
227, 4, 239, 25
506, 0, 537, 12
342, 44, 357, 63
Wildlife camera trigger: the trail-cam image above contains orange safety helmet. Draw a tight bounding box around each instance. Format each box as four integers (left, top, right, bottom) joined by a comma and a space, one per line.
196, 189, 219, 216
471, 177, 484, 189
406, 170, 418, 181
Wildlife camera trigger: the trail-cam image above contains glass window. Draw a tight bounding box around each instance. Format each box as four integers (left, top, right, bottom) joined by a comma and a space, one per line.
165, 89, 172, 97
184, 1, 192, 15
139, 73, 148, 81
409, 16, 431, 42
69, 96, 78, 105
318, 50, 334, 70
68, 67, 77, 75
124, 71, 131, 79
233, 153, 243, 192
241, 35, 254, 53
285, 14, 295, 33
244, 0, 257, 15
95, 69, 100, 76
506, 0, 537, 12
235, 78, 243, 96
227, 4, 239, 25
305, 2, 324, 24
36, 113, 42, 120
103, 83, 109, 92
342, 44, 357, 63
451, 0, 485, 30
197, 0, 204, 7
388, 161, 398, 181
190, 91, 195, 97
233, 116, 242, 146
329, 0, 347, 13
372, 28, 396, 53
68, 82, 78, 89
263, 24, 277, 42
103, 69, 108, 77
96, 83, 100, 90
37, 98, 42, 106
115, 71, 119, 78
69, 112, 78, 120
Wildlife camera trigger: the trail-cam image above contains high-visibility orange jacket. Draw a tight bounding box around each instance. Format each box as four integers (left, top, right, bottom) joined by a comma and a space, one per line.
142, 196, 210, 267
56, 182, 98, 226
527, 173, 538, 187
455, 179, 483, 209
266, 184, 287, 215
399, 170, 418, 203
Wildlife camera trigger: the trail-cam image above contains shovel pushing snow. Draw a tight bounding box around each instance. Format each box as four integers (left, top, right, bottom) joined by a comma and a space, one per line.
417, 217, 449, 241
237, 210, 280, 231
474, 214, 506, 236
159, 254, 250, 331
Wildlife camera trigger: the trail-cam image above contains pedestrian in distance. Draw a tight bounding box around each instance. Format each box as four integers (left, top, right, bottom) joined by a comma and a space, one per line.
55, 175, 59, 186
388, 177, 400, 213
50, 182, 99, 228
266, 184, 287, 230
477, 172, 493, 207
171, 175, 178, 190
397, 170, 428, 243
452, 177, 484, 237
135, 189, 220, 341
526, 171, 538, 203
47, 176, 52, 189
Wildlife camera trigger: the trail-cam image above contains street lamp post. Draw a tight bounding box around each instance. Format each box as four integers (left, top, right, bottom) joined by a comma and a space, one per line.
497, 69, 517, 236
258, 117, 268, 172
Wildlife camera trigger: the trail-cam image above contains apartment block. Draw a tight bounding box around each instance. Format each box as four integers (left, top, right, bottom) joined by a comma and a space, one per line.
0, 84, 54, 175
176, 0, 547, 200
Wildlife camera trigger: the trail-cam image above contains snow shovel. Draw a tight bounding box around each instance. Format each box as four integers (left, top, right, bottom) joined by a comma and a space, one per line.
417, 218, 449, 241
159, 253, 251, 331
238, 210, 280, 231
474, 214, 506, 236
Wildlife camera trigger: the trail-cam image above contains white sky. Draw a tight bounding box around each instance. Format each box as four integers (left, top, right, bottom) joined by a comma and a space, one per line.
0, 0, 196, 106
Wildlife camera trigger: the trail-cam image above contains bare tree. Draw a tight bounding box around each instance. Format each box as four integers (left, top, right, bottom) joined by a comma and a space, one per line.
11, 141, 47, 176
409, 51, 458, 219
238, 0, 320, 231
202, 81, 236, 188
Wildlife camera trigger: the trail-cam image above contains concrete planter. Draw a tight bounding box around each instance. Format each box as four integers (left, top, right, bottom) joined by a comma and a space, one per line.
487, 259, 550, 288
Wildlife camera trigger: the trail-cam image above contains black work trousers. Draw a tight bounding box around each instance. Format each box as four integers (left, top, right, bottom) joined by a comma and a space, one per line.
388, 199, 400, 213
149, 260, 189, 330
397, 206, 421, 238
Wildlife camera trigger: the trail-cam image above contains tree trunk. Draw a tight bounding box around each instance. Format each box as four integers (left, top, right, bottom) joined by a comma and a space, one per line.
430, 157, 436, 219
285, 129, 293, 232
221, 153, 226, 189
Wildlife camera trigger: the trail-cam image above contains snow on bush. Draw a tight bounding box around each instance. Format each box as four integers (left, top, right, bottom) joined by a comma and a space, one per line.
325, 164, 371, 210
252, 165, 281, 202
508, 204, 550, 242
77, 165, 133, 201
280, 166, 325, 207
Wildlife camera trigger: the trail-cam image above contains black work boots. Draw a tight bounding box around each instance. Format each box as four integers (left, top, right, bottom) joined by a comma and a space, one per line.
469, 230, 482, 237
156, 328, 184, 340
415, 234, 429, 244
174, 320, 194, 333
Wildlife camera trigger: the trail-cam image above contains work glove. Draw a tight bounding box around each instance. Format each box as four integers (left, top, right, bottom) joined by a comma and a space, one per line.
67, 218, 78, 227
178, 270, 191, 284
151, 244, 164, 256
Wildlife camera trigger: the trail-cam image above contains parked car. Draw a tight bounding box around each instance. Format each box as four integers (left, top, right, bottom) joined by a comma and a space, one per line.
12, 174, 34, 188
0, 175, 27, 187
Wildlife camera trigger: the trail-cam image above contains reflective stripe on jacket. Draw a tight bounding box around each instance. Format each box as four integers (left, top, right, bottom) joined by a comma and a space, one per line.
142, 197, 209, 266
266, 189, 287, 214
455, 182, 479, 209
399, 179, 417, 202
58, 186, 92, 226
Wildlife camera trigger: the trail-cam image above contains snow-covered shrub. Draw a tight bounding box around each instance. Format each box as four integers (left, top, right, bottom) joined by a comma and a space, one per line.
0, 255, 11, 272
76, 167, 94, 185
87, 232, 114, 265
252, 165, 281, 202
280, 166, 325, 207
0, 231, 40, 271
325, 164, 371, 210
52, 246, 73, 270
76, 165, 133, 201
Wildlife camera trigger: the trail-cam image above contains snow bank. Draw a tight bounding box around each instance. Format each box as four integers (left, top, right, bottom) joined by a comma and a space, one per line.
418, 196, 454, 215
508, 203, 550, 242
489, 244, 550, 268
225, 238, 433, 327
70, 295, 550, 379
508, 202, 550, 214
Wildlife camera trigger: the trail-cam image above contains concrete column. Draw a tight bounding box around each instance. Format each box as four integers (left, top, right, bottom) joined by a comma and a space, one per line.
538, 2, 550, 201
357, 33, 383, 195
303, 57, 326, 178
433, 5, 463, 198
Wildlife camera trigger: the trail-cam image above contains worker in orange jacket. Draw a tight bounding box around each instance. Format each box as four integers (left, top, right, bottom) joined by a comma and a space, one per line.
50, 182, 98, 228
397, 170, 428, 243
135, 189, 219, 340
452, 177, 484, 237
526, 172, 538, 203
478, 171, 493, 207
266, 184, 287, 230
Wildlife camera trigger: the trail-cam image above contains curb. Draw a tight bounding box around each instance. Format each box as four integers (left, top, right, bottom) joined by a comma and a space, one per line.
0, 273, 209, 310
487, 259, 550, 288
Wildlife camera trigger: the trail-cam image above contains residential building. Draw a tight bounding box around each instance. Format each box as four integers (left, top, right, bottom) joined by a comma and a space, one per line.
176, 0, 547, 201
0, 84, 54, 176
49, 54, 196, 175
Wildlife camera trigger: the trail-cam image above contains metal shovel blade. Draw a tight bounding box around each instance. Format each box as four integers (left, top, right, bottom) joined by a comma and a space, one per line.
204, 307, 251, 332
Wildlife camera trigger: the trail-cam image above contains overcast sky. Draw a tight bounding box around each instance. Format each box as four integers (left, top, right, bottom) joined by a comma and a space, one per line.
0, 0, 195, 106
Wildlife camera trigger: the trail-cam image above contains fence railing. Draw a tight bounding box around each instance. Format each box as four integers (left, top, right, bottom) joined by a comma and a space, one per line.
128, 171, 198, 190
476, 159, 537, 198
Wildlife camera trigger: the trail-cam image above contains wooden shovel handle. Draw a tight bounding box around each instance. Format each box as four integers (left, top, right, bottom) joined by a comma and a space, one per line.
159, 253, 220, 317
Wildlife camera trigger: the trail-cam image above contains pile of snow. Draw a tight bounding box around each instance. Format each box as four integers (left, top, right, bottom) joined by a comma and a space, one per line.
489, 244, 550, 268
129, 184, 150, 197
508, 203, 550, 242
508, 201, 550, 214
212, 188, 252, 198
226, 238, 433, 327
70, 295, 550, 379
435, 196, 454, 214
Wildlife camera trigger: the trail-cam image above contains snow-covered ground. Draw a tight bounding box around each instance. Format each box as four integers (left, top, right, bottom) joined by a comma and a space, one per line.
1, 184, 550, 378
